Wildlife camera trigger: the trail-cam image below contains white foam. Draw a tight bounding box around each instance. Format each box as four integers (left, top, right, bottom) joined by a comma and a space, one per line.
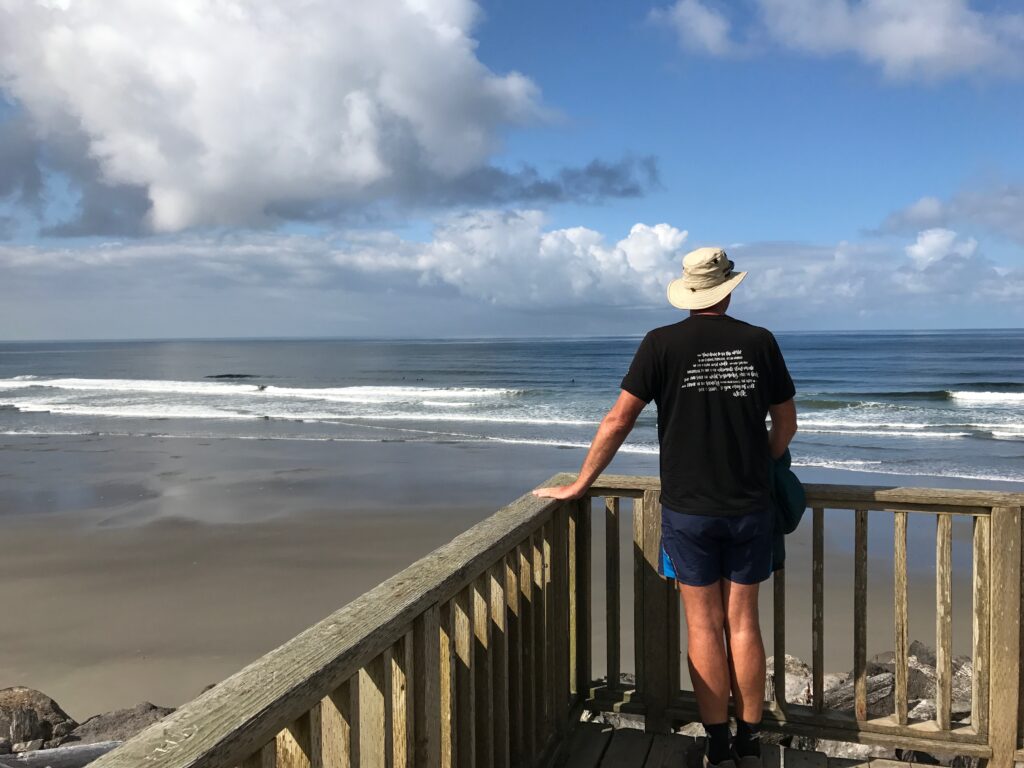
951, 391, 1024, 405
991, 431, 1024, 441
801, 428, 969, 438
483, 436, 659, 455
792, 459, 1024, 484
5, 401, 259, 420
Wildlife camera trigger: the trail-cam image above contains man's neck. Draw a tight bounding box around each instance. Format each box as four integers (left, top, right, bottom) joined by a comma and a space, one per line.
690, 310, 726, 317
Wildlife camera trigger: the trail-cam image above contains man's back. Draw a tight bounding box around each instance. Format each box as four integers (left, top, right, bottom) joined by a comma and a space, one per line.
620, 314, 795, 516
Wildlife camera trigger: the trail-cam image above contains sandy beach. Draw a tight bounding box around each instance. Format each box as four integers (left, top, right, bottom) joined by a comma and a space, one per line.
2, 433, 1018, 721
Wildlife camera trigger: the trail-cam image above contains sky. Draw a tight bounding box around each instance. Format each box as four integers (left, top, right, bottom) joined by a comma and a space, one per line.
1, 0, 1023, 340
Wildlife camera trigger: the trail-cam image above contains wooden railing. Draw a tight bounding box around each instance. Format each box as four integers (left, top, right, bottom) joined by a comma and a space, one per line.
91, 474, 1024, 768
584, 475, 1024, 768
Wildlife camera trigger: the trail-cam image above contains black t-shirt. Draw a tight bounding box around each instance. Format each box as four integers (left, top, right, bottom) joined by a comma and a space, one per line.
620, 315, 795, 517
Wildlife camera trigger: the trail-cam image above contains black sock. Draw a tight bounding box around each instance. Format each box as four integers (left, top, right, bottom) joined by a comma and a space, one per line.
703, 722, 732, 764
735, 719, 761, 758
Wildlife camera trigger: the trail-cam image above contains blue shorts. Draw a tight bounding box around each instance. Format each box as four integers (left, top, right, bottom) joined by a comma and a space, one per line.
660, 505, 774, 587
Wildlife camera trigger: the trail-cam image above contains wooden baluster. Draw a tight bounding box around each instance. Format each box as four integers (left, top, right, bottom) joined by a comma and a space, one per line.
854, 509, 868, 721
576, 495, 592, 702
388, 634, 414, 768
988, 506, 1021, 768
936, 513, 953, 730
413, 607, 441, 768
971, 515, 990, 736
542, 520, 555, 746
605, 497, 621, 694
276, 712, 313, 768
633, 498, 645, 696
490, 563, 510, 768
812, 507, 824, 714
894, 511, 909, 725
311, 679, 356, 768
773, 567, 785, 712
551, 506, 570, 735
504, 552, 523, 768
641, 489, 670, 733
440, 602, 456, 768
243, 742, 277, 768
473, 575, 493, 768
518, 541, 536, 761
531, 529, 546, 756
360, 655, 388, 768
454, 587, 475, 768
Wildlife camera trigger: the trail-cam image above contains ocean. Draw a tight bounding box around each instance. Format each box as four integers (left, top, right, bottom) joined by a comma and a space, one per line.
1, 329, 1023, 485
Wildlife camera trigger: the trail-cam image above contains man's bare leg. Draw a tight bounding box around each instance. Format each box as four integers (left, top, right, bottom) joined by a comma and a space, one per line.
679, 582, 729, 722
723, 579, 765, 759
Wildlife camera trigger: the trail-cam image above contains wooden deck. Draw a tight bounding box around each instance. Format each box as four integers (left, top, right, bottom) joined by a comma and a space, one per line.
88, 475, 1024, 768
561, 723, 928, 768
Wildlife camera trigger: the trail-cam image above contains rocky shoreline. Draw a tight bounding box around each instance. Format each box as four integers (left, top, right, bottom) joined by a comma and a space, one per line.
2, 640, 975, 765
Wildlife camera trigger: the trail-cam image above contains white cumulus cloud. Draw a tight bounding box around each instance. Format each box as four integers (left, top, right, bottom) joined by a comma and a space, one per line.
651, 0, 1024, 79
0, 0, 540, 231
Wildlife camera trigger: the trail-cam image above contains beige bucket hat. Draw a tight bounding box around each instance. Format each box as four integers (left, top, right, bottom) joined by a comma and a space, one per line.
667, 246, 747, 310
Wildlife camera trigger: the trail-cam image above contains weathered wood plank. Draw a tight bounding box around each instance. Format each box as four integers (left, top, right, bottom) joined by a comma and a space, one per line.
503, 553, 523, 768
812, 507, 824, 714
383, 648, 395, 768
412, 607, 440, 768
987, 506, 1021, 768
773, 566, 785, 711
453, 587, 475, 768
552, 506, 571, 734
311, 680, 353, 768
643, 733, 693, 768
894, 511, 909, 726
582, 474, 1024, 510
360, 656, 388, 768
568, 500, 580, 698
518, 542, 535, 761
388, 634, 413, 768
575, 496, 592, 701
971, 515, 990, 737
542, 520, 555, 745
561, 721, 612, 768
853, 509, 868, 721
935, 513, 953, 731
600, 728, 653, 768
605, 497, 621, 692
275, 713, 312, 768
532, 528, 547, 752
633, 498, 645, 696
440, 602, 455, 768
641, 489, 669, 734
241, 743, 276, 768
472, 576, 493, 768
489, 564, 509, 768
90, 481, 564, 768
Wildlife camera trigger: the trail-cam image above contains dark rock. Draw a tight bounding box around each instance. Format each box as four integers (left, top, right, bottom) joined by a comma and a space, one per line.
0, 738, 11, 755
71, 702, 174, 745
0, 688, 77, 745
909, 640, 936, 667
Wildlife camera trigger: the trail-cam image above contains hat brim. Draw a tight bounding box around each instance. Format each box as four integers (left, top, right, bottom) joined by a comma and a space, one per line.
667, 271, 746, 310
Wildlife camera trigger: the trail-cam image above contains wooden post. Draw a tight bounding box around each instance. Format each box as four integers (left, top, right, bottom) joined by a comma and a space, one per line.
439, 602, 455, 768
531, 529, 546, 754
518, 542, 535, 761
453, 588, 475, 768
311, 679, 354, 768
773, 567, 785, 712
489, 564, 510, 768
504, 553, 523, 768
276, 714, 312, 768
472, 576, 493, 768
971, 515, 990, 736
359, 656, 388, 768
633, 498, 645, 696
894, 511, 909, 726
811, 507, 824, 714
550, 507, 570, 735
640, 489, 670, 733
853, 509, 868, 721
988, 506, 1021, 768
575, 497, 592, 703
605, 497, 620, 693
936, 514, 953, 731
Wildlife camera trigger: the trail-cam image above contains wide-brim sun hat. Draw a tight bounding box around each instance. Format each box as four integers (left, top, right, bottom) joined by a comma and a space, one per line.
667, 246, 747, 310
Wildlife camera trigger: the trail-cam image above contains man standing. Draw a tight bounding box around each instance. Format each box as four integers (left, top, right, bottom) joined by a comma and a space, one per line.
534, 247, 797, 768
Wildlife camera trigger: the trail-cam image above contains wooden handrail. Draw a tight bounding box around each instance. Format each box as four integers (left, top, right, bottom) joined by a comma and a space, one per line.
91, 475, 1024, 768
91, 478, 565, 768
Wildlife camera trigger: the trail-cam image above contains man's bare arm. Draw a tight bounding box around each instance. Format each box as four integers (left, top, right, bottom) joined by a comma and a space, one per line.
768, 398, 798, 459
533, 389, 647, 500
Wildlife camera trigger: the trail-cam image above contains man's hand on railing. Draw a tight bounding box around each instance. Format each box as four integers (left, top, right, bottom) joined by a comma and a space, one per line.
532, 482, 587, 500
